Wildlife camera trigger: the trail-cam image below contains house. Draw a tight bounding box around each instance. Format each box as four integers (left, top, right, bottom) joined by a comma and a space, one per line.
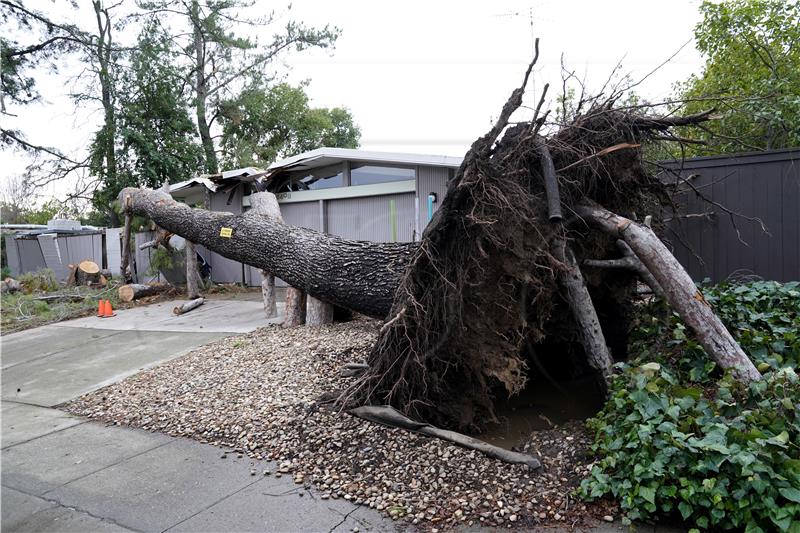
167, 148, 463, 285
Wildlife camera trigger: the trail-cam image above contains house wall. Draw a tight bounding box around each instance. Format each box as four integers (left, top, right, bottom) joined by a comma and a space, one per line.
327, 193, 415, 242
417, 165, 451, 236
208, 184, 246, 284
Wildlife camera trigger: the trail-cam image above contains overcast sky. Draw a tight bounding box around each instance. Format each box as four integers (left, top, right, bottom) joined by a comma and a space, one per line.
1, 0, 705, 202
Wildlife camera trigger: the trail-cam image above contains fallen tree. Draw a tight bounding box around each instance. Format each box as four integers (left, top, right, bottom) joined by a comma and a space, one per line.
119, 48, 760, 431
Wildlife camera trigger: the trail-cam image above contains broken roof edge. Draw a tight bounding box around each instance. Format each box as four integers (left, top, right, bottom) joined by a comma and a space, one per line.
169, 167, 269, 195
267, 148, 464, 176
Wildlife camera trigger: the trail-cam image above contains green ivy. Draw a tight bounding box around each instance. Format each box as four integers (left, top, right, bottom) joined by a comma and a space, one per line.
580, 281, 800, 531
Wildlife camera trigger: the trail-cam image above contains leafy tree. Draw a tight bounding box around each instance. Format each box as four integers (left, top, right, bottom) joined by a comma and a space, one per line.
91, 21, 204, 213
0, 1, 89, 167
139, 0, 341, 173
675, 0, 800, 155
219, 82, 360, 167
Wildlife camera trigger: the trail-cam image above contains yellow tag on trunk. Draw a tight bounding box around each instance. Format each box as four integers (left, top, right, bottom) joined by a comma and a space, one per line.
220, 227, 233, 238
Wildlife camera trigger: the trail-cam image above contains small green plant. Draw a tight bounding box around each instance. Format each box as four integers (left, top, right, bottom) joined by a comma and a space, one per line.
18, 269, 59, 292
1, 266, 11, 279
580, 281, 800, 531
148, 247, 175, 275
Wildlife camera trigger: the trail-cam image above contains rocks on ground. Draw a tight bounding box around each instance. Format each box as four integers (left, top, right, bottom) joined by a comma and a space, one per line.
65, 319, 617, 529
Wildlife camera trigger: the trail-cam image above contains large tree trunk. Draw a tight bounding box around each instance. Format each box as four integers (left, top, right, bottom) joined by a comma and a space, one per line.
119, 187, 415, 319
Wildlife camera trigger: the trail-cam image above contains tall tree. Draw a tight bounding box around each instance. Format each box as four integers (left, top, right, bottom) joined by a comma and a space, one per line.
140, 0, 340, 174
92, 21, 204, 212
219, 82, 360, 167
675, 0, 800, 155
0, 1, 88, 165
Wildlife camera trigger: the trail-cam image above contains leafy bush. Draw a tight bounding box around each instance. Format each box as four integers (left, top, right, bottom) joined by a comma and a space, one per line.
148, 247, 174, 275
580, 281, 800, 531
18, 269, 59, 292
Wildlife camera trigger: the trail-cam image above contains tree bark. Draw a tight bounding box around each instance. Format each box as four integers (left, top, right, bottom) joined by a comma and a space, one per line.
307, 296, 334, 326
186, 241, 202, 299
552, 238, 613, 381
75, 260, 101, 286
575, 205, 762, 383
119, 187, 414, 319
249, 192, 283, 319
118, 283, 167, 302
120, 208, 132, 282
190, 0, 219, 174
173, 297, 204, 315
261, 274, 277, 318
283, 288, 307, 327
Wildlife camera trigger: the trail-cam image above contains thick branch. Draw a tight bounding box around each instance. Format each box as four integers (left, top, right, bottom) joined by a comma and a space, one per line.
584, 240, 665, 298
575, 205, 761, 383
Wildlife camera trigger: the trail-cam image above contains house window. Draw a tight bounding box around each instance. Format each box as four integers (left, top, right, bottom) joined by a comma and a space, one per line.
350, 164, 414, 186
292, 164, 343, 190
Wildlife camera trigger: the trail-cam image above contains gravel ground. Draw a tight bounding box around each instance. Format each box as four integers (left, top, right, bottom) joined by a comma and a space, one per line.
65, 318, 617, 530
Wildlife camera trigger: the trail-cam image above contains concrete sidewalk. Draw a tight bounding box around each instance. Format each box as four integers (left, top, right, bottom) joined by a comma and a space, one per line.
2, 298, 393, 532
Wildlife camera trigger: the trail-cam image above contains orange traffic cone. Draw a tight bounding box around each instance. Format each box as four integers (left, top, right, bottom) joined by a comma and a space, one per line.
97, 300, 104, 317
103, 299, 115, 318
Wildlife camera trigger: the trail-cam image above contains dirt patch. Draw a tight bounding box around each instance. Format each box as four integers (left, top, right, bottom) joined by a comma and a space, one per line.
64, 319, 617, 529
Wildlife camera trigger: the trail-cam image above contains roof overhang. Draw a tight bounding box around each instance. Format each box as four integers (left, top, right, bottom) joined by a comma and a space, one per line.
266, 148, 463, 178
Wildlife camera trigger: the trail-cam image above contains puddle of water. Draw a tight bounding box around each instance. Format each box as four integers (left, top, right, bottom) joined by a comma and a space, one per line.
476, 375, 604, 450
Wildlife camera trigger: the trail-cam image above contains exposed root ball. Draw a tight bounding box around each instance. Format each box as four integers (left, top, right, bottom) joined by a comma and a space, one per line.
340, 70, 712, 431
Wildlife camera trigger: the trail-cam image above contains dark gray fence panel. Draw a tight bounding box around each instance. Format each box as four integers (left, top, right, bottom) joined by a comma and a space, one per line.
665, 149, 799, 282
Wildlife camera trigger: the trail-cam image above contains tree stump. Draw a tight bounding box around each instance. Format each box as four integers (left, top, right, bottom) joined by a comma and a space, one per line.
282, 288, 307, 327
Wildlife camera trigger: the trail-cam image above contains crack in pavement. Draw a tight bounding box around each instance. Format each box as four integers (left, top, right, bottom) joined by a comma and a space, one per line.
328, 506, 358, 533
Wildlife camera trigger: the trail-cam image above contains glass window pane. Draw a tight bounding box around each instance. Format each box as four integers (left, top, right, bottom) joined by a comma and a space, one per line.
350, 165, 414, 186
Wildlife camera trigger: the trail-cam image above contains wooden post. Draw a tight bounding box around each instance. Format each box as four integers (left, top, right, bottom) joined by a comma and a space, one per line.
249, 192, 285, 320
576, 205, 762, 383
186, 240, 202, 299
120, 202, 132, 282
282, 288, 307, 327
307, 296, 334, 326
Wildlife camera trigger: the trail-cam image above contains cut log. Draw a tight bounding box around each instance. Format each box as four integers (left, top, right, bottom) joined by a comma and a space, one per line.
173, 297, 204, 315
282, 288, 307, 327
119, 187, 414, 319
118, 283, 167, 302
307, 296, 334, 326
575, 204, 761, 383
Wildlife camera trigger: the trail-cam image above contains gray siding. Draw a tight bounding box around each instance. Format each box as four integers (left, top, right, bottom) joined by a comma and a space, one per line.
37, 235, 69, 280
16, 239, 47, 274
282, 201, 321, 231
209, 185, 245, 283
327, 193, 415, 242
134, 231, 160, 283
106, 228, 122, 276
5, 235, 21, 276
666, 149, 799, 282
417, 165, 451, 237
